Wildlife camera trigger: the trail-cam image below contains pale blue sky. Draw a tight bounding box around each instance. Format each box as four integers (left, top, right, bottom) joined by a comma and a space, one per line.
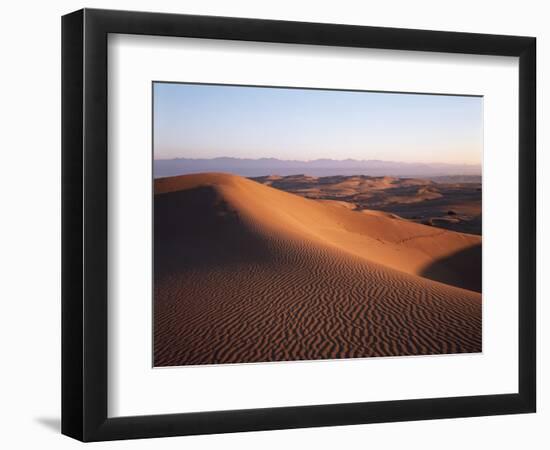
153, 82, 482, 165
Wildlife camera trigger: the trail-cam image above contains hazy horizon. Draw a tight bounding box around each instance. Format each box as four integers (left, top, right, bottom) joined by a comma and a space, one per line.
154, 82, 483, 166
153, 157, 481, 179
153, 155, 481, 166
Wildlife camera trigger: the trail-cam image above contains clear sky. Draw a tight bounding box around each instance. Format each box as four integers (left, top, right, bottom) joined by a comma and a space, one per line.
153, 82, 482, 165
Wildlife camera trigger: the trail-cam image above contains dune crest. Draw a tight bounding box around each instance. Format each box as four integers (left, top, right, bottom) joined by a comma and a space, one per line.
155, 173, 481, 292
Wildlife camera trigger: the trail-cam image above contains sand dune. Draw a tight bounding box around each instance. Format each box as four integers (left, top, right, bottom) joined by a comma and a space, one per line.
154, 173, 481, 366
252, 174, 482, 235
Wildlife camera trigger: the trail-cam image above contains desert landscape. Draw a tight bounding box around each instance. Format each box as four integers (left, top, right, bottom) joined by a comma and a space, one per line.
252, 174, 481, 235
154, 172, 481, 366
153, 82, 483, 367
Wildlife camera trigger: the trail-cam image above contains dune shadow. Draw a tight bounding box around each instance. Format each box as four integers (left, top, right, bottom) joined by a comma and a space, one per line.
420, 243, 481, 293
154, 186, 276, 279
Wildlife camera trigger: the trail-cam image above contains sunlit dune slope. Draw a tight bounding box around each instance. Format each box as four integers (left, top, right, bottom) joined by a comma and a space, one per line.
154, 173, 481, 366
155, 173, 481, 292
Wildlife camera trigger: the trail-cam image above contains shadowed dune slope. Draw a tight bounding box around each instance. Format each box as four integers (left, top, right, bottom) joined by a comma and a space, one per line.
154, 173, 481, 366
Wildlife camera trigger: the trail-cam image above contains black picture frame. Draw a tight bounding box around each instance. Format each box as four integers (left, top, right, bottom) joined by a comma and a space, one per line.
62, 8, 536, 442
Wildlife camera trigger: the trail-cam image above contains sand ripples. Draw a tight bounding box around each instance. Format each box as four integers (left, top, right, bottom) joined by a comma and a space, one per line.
154, 175, 481, 366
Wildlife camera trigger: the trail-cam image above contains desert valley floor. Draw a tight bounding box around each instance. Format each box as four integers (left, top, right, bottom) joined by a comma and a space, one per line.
154, 173, 482, 366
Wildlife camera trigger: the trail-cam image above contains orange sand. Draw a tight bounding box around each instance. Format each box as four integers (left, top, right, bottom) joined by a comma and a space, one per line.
154, 173, 481, 366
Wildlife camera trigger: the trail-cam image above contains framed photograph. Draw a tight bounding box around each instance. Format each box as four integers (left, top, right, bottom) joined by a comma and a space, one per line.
61, 8, 536, 441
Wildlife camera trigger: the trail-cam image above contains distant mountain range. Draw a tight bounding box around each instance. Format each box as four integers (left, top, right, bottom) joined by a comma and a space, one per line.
154, 157, 481, 179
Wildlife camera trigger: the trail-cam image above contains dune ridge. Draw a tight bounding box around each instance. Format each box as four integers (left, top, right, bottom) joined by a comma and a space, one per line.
154, 173, 481, 366
252, 173, 482, 235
